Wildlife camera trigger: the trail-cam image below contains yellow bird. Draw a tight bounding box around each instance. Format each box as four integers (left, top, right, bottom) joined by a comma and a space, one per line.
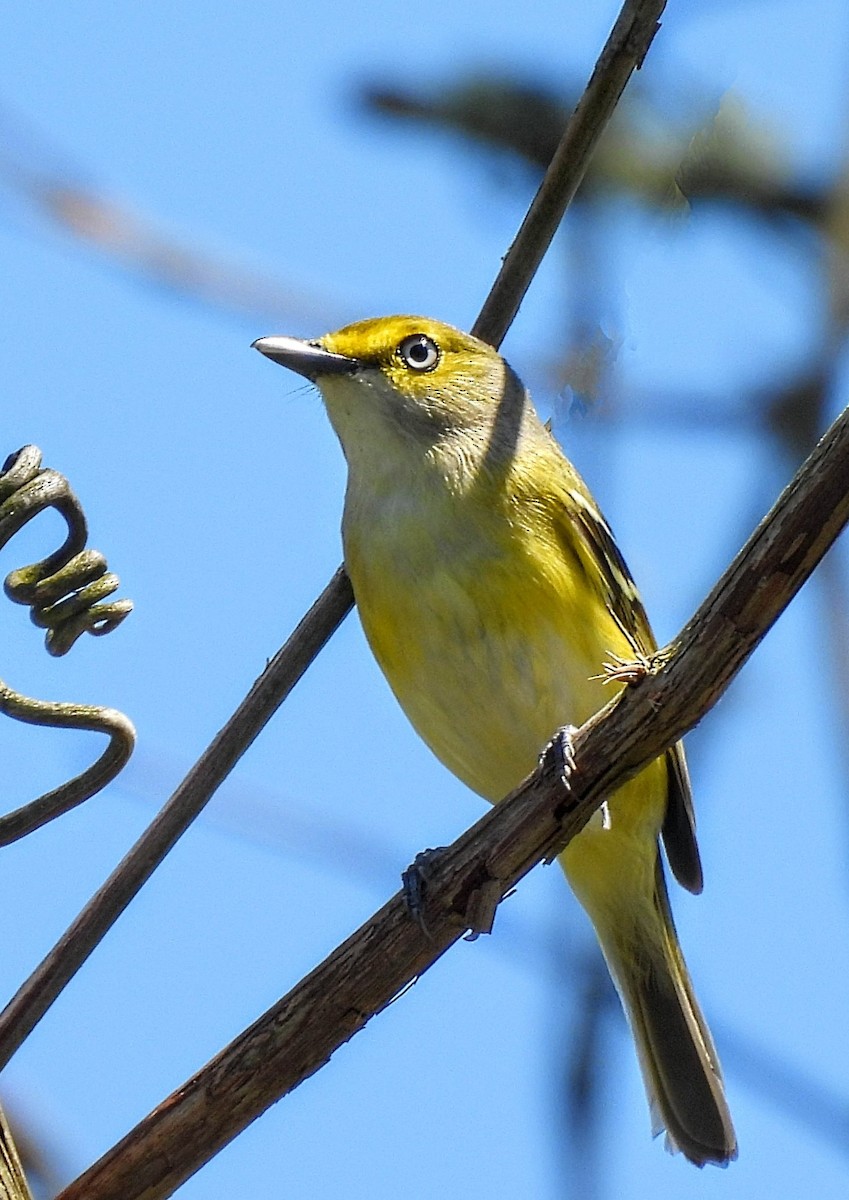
254, 315, 736, 1166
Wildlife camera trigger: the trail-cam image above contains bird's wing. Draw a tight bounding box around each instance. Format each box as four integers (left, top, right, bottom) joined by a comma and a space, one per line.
564, 487, 703, 894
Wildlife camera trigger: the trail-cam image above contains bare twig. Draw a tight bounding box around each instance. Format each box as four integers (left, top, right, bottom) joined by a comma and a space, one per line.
0, 569, 354, 1071
57, 391, 849, 1200
0, 104, 336, 329
116, 751, 849, 1160
0, 689, 134, 846
472, 0, 666, 348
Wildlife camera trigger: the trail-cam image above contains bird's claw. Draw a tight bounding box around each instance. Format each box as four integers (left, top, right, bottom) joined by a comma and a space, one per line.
402, 847, 446, 938
539, 724, 578, 792
403, 847, 506, 941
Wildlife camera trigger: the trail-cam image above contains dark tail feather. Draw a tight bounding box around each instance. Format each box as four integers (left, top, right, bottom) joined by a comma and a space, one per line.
607, 861, 737, 1166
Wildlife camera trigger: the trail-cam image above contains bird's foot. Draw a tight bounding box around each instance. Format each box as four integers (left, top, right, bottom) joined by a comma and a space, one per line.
401, 847, 446, 938
402, 847, 505, 941
538, 725, 580, 863
539, 724, 578, 792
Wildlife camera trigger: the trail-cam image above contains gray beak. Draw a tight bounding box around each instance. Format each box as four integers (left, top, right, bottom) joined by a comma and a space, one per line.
252, 335, 359, 381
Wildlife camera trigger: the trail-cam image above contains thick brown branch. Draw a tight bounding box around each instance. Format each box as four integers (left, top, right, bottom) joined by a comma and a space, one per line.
57, 401, 849, 1200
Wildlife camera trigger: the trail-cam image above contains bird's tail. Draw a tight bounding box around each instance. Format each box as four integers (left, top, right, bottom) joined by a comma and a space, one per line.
594, 858, 737, 1166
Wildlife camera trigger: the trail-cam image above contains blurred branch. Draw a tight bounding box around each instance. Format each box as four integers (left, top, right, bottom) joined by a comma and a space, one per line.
560, 951, 616, 1200
0, 0, 669, 1068
121, 748, 405, 888
363, 77, 572, 174
0, 1101, 64, 1200
761, 137, 849, 860
57, 386, 849, 1200
0, 102, 338, 328
472, 0, 667, 347
716, 1022, 849, 1153
0, 445, 135, 843
363, 75, 825, 227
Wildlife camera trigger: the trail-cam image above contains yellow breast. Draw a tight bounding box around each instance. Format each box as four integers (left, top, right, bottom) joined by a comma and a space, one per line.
344, 477, 625, 804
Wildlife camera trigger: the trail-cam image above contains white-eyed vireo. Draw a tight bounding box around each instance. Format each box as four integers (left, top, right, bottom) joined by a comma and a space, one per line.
254, 316, 736, 1166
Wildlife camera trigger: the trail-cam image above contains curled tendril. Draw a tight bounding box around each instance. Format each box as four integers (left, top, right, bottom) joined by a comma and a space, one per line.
0, 445, 136, 844
0, 445, 133, 653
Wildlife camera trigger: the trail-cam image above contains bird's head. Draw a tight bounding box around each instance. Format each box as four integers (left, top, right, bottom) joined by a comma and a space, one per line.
253, 316, 534, 474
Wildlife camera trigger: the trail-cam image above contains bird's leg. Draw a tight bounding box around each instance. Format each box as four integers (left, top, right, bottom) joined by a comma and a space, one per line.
538, 724, 581, 863
403, 726, 582, 939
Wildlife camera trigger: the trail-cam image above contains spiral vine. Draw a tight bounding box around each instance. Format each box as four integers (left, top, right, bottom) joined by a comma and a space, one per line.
0, 445, 135, 844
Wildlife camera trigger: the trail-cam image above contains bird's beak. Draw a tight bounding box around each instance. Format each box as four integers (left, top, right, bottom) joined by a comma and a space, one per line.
252, 335, 359, 381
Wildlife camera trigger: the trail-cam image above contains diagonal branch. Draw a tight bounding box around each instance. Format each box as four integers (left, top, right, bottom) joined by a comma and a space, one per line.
0, 569, 354, 1071
472, 0, 666, 347
56, 388, 849, 1200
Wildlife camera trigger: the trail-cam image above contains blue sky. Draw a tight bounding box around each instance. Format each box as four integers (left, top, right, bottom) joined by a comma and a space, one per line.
2, 2, 849, 1198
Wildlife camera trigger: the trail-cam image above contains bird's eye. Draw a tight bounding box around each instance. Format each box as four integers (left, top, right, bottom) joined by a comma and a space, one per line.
398, 334, 439, 372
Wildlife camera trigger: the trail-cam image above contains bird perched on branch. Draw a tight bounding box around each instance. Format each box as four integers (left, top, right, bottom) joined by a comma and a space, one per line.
254, 315, 736, 1166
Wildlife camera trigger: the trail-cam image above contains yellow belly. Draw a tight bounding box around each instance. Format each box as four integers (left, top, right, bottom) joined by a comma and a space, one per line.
344, 502, 667, 921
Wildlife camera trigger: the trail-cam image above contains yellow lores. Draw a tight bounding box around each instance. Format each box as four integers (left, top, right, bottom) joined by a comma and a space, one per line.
254, 316, 736, 1166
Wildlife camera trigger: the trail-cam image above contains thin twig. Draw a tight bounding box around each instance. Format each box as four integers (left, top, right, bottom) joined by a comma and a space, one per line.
0, 569, 354, 1071
0, 689, 135, 845
472, 0, 666, 348
57, 388, 849, 1200
0, 0, 667, 1068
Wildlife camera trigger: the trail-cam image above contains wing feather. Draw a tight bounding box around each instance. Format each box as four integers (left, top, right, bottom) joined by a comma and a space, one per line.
561, 485, 703, 893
